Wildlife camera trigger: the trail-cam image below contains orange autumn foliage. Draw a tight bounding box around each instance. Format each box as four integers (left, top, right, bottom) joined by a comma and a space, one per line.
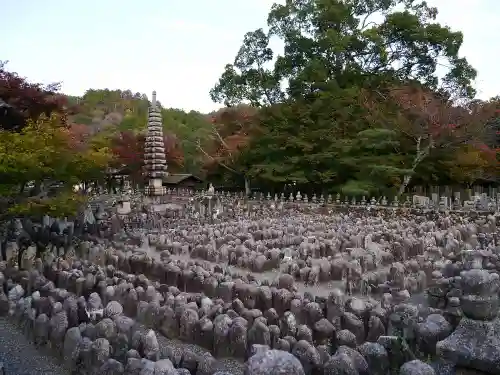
62, 123, 92, 151
389, 86, 482, 145
110, 131, 184, 182
203, 105, 257, 172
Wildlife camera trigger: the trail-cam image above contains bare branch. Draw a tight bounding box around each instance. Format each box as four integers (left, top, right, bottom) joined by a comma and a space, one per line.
360, 10, 377, 30
211, 127, 233, 157
195, 139, 242, 175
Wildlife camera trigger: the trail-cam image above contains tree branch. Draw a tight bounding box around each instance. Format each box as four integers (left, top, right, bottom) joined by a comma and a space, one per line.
360, 10, 377, 30
256, 61, 276, 106
211, 128, 233, 157
195, 139, 242, 176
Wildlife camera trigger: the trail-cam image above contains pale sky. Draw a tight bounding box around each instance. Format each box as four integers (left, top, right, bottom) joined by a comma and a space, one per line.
2, 0, 498, 113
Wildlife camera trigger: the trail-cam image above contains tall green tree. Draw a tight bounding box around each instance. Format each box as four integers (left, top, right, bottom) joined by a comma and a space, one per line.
162, 109, 213, 174
211, 0, 476, 105
240, 86, 410, 195
210, 0, 478, 191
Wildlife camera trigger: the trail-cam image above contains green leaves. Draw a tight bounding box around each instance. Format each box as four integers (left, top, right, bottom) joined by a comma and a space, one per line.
207, 0, 483, 194
234, 29, 273, 68
209, 65, 248, 107
7, 190, 87, 218
0, 114, 111, 217
210, 29, 283, 107
213, 0, 476, 107
341, 180, 378, 197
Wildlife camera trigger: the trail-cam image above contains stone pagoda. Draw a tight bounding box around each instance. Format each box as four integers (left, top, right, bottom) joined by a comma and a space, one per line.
144, 91, 167, 196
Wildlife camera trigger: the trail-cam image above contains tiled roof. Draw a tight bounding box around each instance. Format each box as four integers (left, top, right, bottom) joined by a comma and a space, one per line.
163, 174, 202, 184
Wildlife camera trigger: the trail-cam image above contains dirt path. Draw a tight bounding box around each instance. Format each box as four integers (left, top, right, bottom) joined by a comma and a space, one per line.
125, 242, 426, 305
0, 318, 70, 375
136, 245, 371, 298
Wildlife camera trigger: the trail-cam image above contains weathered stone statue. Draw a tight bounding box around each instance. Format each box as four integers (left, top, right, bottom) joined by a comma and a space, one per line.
437, 269, 500, 373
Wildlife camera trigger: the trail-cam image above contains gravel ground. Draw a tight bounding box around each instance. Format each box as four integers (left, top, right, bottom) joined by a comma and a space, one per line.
0, 318, 245, 375
0, 318, 70, 375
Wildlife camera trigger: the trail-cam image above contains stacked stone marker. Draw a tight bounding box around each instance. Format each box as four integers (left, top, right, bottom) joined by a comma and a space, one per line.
144, 90, 167, 195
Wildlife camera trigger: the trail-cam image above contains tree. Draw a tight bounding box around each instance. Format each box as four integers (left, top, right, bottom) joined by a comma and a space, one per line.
199, 105, 257, 193
163, 133, 184, 173
0, 115, 73, 186
162, 108, 213, 174
110, 131, 145, 184
0, 114, 110, 218
240, 85, 410, 195
66, 89, 151, 135
66, 88, 215, 176
0, 66, 113, 219
209, 0, 478, 191
444, 144, 499, 186
211, 0, 476, 107
67, 137, 112, 185
387, 85, 498, 194
0, 62, 69, 131
64, 123, 93, 151
338, 127, 410, 196
210, 29, 283, 107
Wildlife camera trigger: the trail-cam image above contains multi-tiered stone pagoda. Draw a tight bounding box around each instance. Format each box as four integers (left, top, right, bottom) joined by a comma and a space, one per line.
144, 91, 167, 196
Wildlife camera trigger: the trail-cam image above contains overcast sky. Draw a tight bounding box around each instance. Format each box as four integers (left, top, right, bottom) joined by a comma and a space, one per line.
2, 0, 498, 112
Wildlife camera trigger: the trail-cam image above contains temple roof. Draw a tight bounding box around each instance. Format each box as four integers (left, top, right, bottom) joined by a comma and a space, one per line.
163, 173, 203, 184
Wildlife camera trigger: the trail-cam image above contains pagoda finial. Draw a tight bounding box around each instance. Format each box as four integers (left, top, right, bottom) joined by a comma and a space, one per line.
152, 90, 157, 107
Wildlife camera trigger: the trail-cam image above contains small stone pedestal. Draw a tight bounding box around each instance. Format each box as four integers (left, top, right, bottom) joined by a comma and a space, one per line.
116, 195, 131, 217
436, 269, 500, 374
147, 178, 166, 196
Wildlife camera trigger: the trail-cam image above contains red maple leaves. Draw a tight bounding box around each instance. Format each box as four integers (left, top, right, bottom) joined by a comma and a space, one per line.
203, 105, 257, 172
110, 131, 184, 182
63, 123, 92, 151
0, 63, 71, 131
389, 85, 499, 150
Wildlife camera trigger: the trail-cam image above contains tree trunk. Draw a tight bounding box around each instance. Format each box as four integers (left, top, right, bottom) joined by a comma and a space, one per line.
397, 141, 432, 197
398, 175, 412, 197
17, 248, 25, 270
244, 177, 251, 196
0, 239, 6, 262
33, 180, 42, 195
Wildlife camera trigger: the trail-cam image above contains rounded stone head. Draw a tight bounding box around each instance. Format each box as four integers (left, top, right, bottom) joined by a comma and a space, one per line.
245, 349, 305, 375
460, 269, 500, 320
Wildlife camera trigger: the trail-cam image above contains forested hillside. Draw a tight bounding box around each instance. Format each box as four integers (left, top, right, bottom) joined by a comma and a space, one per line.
57, 88, 257, 187
64, 89, 215, 175
2, 62, 500, 202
